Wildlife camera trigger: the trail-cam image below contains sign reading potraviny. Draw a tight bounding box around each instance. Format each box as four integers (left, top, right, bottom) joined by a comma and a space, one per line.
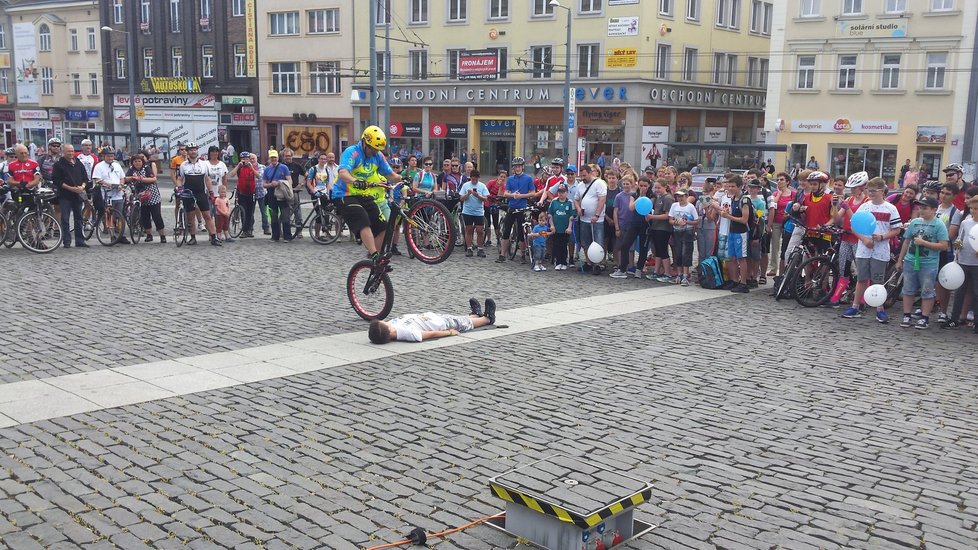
458, 50, 498, 81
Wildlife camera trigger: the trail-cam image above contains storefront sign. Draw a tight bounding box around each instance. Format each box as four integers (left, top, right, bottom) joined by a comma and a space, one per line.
642, 126, 669, 142
578, 109, 624, 125
916, 125, 947, 144
223, 95, 254, 105
606, 48, 637, 68
230, 113, 257, 126
140, 77, 203, 93
19, 109, 48, 119
480, 119, 516, 137
387, 122, 422, 138
66, 109, 89, 121
114, 94, 216, 108
13, 22, 38, 104
790, 119, 898, 134
0, 110, 15, 122
608, 17, 638, 37
282, 125, 332, 155
447, 123, 467, 138
244, 0, 257, 77
537, 131, 549, 149
458, 50, 498, 81
837, 18, 907, 38
704, 127, 727, 143
22, 120, 52, 129
649, 84, 765, 109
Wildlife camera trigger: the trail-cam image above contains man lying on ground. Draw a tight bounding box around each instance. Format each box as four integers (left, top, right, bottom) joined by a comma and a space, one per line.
368, 298, 496, 344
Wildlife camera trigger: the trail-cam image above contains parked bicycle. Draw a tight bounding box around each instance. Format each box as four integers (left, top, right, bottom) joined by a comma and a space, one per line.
288, 192, 342, 244
793, 225, 846, 308
0, 186, 62, 253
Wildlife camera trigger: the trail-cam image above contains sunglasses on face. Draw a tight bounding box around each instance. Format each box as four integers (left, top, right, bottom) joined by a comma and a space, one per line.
424, 162, 432, 166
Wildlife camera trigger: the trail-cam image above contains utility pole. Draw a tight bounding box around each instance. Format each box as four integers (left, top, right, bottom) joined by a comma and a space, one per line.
368, 0, 378, 124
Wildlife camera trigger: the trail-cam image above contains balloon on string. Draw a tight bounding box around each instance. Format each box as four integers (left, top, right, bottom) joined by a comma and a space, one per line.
587, 242, 605, 264
863, 284, 888, 308
938, 262, 965, 290
634, 196, 653, 216
850, 210, 876, 236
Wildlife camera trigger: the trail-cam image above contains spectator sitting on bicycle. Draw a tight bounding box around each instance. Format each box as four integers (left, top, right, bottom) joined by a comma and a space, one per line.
7, 144, 41, 207
333, 125, 403, 259
496, 156, 536, 264
92, 149, 131, 244
368, 298, 496, 344
537, 158, 566, 206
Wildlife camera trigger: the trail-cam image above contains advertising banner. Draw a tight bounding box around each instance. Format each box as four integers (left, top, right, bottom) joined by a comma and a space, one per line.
458, 50, 498, 81
13, 22, 38, 104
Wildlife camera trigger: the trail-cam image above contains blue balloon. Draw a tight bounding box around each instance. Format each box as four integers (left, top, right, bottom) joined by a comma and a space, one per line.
635, 196, 653, 216
850, 210, 876, 236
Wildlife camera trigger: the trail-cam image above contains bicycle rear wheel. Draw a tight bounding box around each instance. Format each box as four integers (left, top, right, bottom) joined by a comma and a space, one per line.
310, 209, 341, 245
96, 213, 124, 246
229, 205, 243, 238
507, 226, 520, 260
347, 260, 394, 320
883, 262, 903, 309
17, 211, 62, 253
405, 199, 455, 264
793, 255, 838, 308
128, 205, 142, 244
81, 203, 95, 240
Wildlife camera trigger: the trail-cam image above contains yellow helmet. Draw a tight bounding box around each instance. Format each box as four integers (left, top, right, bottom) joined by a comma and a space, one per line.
361, 125, 387, 151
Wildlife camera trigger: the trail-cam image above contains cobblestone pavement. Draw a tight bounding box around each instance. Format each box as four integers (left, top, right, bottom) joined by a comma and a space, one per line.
0, 267, 976, 549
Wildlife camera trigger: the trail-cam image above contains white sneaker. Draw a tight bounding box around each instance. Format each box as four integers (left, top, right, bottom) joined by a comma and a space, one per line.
533, 265, 541, 272
539, 265, 547, 271
557, 264, 566, 270
609, 269, 627, 279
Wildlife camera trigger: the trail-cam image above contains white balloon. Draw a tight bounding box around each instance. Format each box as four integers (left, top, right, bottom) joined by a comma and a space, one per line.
939, 262, 965, 291
586, 241, 605, 264
970, 224, 978, 250
863, 284, 888, 308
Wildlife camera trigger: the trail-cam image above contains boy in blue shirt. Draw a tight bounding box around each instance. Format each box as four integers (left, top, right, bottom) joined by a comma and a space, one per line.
528, 211, 552, 272
896, 196, 949, 329
458, 169, 490, 257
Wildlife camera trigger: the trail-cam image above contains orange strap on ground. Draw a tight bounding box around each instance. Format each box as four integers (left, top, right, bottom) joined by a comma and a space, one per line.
362, 513, 504, 550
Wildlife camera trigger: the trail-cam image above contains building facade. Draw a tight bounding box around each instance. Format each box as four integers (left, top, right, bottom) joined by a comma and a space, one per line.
99, 0, 259, 157
3, 0, 104, 147
352, 0, 772, 173
256, 1, 355, 159
0, 2, 16, 146
765, 0, 977, 184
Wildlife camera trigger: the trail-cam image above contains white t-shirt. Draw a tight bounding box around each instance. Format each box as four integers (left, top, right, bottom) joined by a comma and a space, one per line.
575, 178, 608, 222
717, 193, 733, 236
92, 161, 125, 200
958, 217, 978, 266
390, 312, 452, 342
668, 202, 698, 232
854, 200, 902, 261
76, 153, 98, 178
206, 160, 229, 195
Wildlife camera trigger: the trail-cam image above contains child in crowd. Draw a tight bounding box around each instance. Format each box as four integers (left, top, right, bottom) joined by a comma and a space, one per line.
668, 188, 698, 286
746, 179, 768, 287
547, 184, 575, 270
610, 175, 636, 278
844, 177, 903, 323
896, 196, 949, 329
214, 185, 233, 243
946, 195, 978, 331
529, 211, 552, 272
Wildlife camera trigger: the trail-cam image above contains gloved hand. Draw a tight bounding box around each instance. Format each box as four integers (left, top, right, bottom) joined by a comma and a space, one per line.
353, 180, 369, 190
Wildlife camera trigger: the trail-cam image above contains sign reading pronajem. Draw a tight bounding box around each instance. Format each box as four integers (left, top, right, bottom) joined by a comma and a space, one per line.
458, 50, 498, 81
790, 119, 898, 134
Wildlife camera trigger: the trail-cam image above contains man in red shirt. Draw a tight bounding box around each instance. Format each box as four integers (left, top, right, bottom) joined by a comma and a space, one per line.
8, 143, 41, 192
229, 151, 258, 237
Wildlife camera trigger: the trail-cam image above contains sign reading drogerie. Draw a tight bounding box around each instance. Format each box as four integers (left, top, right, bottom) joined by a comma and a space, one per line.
458, 50, 498, 81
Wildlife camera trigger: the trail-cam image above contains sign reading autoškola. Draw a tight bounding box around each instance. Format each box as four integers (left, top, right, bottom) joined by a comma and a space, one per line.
140, 77, 203, 94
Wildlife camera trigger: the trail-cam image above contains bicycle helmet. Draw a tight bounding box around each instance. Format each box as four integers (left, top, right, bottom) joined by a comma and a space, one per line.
511, 156, 525, 166
184, 142, 198, 149
47, 137, 61, 145
922, 180, 942, 194
845, 171, 869, 188
806, 171, 830, 183
360, 125, 387, 150
943, 162, 963, 174
390, 156, 403, 167
550, 157, 565, 167
4, 147, 14, 156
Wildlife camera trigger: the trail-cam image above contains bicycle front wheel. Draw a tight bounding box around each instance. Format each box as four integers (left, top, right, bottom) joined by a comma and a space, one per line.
229, 205, 243, 238
347, 260, 394, 320
128, 206, 142, 244
405, 199, 455, 264
793, 255, 838, 308
17, 211, 62, 253
96, 214, 124, 246
883, 262, 903, 310
310, 210, 341, 245
81, 203, 95, 240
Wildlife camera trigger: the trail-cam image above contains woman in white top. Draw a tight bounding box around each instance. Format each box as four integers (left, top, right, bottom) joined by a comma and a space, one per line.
205, 145, 229, 199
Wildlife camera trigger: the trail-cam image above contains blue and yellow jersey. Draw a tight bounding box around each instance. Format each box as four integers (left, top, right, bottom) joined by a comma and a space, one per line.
332, 143, 393, 201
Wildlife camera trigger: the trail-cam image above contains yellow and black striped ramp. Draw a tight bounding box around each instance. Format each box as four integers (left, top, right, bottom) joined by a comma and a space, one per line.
490, 482, 653, 529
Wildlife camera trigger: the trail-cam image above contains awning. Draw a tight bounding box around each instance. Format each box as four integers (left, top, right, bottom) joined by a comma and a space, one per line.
662, 142, 788, 151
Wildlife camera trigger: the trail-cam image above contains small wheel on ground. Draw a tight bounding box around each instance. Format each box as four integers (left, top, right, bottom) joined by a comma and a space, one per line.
347, 259, 394, 320
17, 211, 62, 253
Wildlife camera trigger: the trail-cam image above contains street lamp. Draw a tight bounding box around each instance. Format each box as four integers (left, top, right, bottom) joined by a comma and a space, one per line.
101, 25, 137, 154
550, 0, 572, 164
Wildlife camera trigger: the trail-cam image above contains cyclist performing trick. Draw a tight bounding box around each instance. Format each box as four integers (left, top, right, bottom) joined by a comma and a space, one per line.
333, 125, 403, 259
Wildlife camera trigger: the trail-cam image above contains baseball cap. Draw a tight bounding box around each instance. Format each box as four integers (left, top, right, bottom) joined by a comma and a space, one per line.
268, 149, 279, 158
747, 178, 763, 187
80, 139, 92, 146
644, 166, 655, 173
915, 196, 939, 209
557, 184, 568, 192
565, 164, 577, 173
676, 187, 689, 195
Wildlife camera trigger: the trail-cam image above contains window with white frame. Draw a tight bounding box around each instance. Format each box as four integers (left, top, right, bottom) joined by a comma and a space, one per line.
89, 72, 98, 95
71, 74, 81, 96
763, 2, 772, 33
271, 62, 300, 93
270, 12, 300, 35
308, 9, 339, 33
375, 51, 390, 79
930, 0, 953, 10
489, 47, 508, 78
713, 52, 728, 84
170, 0, 181, 32
143, 48, 154, 77
87, 27, 96, 50
411, 0, 428, 23
880, 53, 900, 89
376, 0, 391, 25
800, 0, 820, 17
231, 0, 245, 16
759, 58, 769, 88
171, 46, 184, 77
686, 0, 699, 20
115, 49, 126, 78
0, 25, 6, 49
655, 44, 671, 79
581, 0, 601, 13
233, 44, 246, 77
841, 0, 862, 15
925, 52, 947, 89
532, 0, 555, 16
578, 44, 598, 78
410, 50, 428, 79
141, 0, 151, 24
884, 0, 906, 13
837, 55, 856, 89
683, 47, 697, 81
490, 0, 509, 19
716, 0, 740, 29
797, 55, 815, 89
0, 70, 7, 94
69, 29, 79, 52
41, 67, 53, 95
202, 45, 214, 78
200, 0, 211, 23
447, 49, 463, 79
310, 61, 340, 94
659, 0, 673, 16
39, 25, 51, 51
113, 0, 124, 23
747, 57, 759, 87
449, 0, 467, 21
531, 46, 552, 78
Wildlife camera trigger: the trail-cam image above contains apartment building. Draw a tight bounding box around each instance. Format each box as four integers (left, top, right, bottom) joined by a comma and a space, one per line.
765, 0, 977, 184
352, 0, 773, 172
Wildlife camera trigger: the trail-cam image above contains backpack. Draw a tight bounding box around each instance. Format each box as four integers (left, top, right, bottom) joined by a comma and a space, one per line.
731, 194, 759, 237
697, 256, 725, 289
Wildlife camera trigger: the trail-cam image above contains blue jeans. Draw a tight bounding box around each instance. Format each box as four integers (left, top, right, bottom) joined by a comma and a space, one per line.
902, 263, 938, 300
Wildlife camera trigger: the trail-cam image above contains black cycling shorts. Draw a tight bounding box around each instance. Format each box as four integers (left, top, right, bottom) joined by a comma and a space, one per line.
335, 195, 385, 236
501, 209, 525, 240
462, 213, 483, 227
182, 189, 210, 214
